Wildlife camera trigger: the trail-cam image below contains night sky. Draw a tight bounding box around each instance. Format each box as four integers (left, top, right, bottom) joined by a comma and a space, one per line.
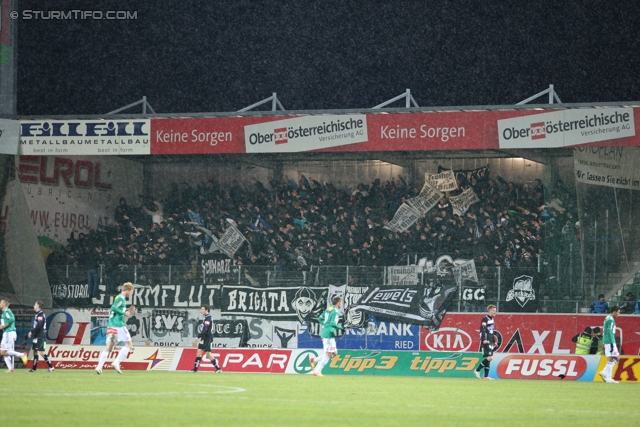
16, 0, 640, 116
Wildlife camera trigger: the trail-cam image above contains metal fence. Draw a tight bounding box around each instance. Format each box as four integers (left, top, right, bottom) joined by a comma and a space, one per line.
48, 263, 592, 313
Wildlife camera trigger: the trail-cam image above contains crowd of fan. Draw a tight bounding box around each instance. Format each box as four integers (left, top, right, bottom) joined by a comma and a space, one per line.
47, 169, 579, 274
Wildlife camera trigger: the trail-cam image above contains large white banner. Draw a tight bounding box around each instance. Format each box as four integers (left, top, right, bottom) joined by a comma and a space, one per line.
244, 114, 368, 153
498, 108, 635, 149
20, 120, 151, 155
406, 181, 443, 214
386, 266, 419, 286
217, 226, 247, 257
8, 155, 143, 244
384, 203, 421, 233
449, 187, 480, 216
426, 170, 458, 192
573, 146, 640, 189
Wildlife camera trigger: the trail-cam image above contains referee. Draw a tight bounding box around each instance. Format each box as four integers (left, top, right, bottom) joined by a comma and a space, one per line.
28, 300, 55, 373
191, 305, 222, 373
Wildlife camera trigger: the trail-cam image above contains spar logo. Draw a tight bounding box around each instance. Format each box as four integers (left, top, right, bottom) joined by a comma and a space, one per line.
422, 327, 473, 352
293, 349, 318, 374
274, 128, 287, 145
496, 355, 587, 380
530, 122, 545, 140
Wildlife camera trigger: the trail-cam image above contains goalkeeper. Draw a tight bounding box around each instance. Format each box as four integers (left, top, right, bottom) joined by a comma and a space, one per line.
310, 295, 343, 377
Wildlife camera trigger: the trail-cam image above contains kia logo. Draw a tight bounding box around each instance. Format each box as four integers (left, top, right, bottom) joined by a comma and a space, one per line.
423, 327, 472, 352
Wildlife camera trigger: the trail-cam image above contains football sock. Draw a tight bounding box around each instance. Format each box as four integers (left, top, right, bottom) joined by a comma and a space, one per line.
42, 354, 53, 368
210, 357, 220, 369
97, 349, 109, 370
312, 354, 325, 373
116, 346, 130, 363
314, 355, 330, 373
475, 360, 486, 371
194, 357, 201, 371
32, 355, 39, 370
4, 356, 13, 370
605, 361, 615, 379
484, 360, 491, 378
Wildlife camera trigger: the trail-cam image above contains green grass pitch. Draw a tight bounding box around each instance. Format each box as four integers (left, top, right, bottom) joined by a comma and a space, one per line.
4, 370, 640, 426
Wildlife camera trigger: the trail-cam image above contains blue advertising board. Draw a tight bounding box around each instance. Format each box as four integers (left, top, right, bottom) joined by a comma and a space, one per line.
298, 320, 420, 350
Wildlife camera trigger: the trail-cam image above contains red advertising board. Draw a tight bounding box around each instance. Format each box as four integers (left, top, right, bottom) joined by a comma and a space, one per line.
494, 354, 590, 380
150, 108, 640, 155
420, 313, 640, 355
175, 348, 292, 373
36, 345, 178, 371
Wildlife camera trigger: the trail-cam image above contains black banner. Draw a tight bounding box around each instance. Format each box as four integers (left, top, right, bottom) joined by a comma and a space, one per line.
53, 282, 222, 309
51, 280, 91, 307
462, 284, 486, 303
352, 283, 457, 329
200, 253, 240, 283
151, 309, 189, 333
501, 269, 540, 313
328, 284, 369, 329
212, 319, 250, 346
220, 285, 328, 322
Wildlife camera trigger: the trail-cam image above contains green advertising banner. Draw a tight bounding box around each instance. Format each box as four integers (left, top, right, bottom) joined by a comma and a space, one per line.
310, 350, 483, 377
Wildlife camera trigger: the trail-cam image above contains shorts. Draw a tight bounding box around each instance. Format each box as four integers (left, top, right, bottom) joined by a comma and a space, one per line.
0, 331, 16, 351
604, 343, 619, 358
482, 343, 494, 358
31, 337, 46, 352
107, 326, 132, 344
322, 338, 337, 354
197, 337, 213, 352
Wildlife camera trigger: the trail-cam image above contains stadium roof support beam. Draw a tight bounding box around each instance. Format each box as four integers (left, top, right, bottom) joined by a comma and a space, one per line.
238, 93, 285, 112
498, 149, 554, 165
516, 84, 562, 105
372, 89, 419, 109
106, 96, 156, 114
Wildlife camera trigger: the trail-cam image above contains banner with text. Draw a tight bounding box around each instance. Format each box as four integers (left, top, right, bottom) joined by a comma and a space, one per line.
406, 181, 443, 215
151, 108, 640, 155
20, 120, 151, 156
13, 155, 143, 245
489, 353, 601, 381
244, 114, 368, 153
33, 344, 177, 371
217, 226, 247, 258
498, 107, 635, 149
426, 170, 458, 192
352, 283, 457, 329
449, 187, 480, 216
384, 203, 421, 233
573, 146, 640, 189
419, 313, 640, 355
220, 285, 328, 322
286, 349, 482, 377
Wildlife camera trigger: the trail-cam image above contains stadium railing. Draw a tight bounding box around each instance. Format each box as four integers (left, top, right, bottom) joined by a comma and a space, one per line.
47, 262, 599, 313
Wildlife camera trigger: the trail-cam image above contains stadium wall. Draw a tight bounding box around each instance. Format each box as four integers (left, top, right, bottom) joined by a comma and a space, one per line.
15, 308, 640, 355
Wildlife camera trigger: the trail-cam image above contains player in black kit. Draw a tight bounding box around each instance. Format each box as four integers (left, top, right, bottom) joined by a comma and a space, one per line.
191, 305, 222, 373
28, 300, 55, 373
474, 304, 497, 380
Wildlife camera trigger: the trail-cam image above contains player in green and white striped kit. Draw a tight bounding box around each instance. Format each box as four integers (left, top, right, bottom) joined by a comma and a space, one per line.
0, 297, 29, 372
310, 295, 343, 377
599, 305, 621, 384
